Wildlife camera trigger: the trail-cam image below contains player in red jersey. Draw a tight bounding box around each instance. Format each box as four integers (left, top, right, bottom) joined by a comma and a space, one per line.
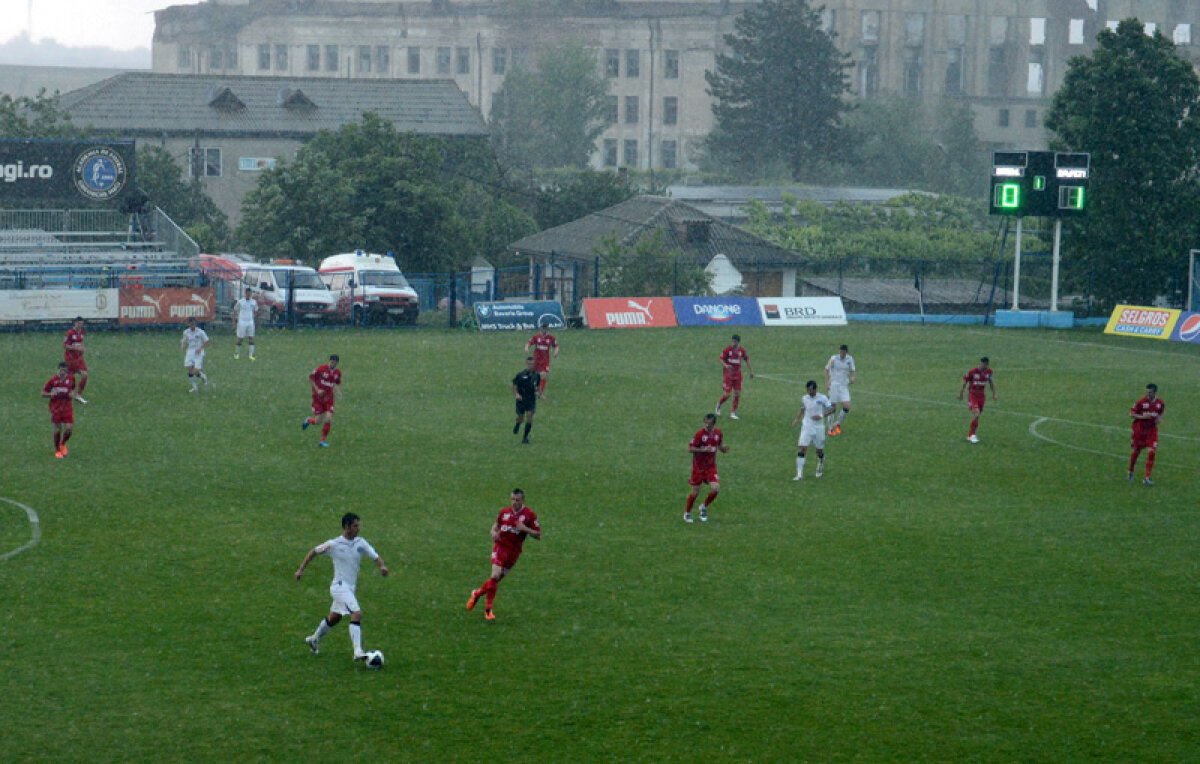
42, 362, 83, 458
63, 317, 89, 403
302, 354, 342, 448
958, 356, 996, 443
1129, 383, 1165, 486
466, 488, 542, 621
524, 324, 559, 393
685, 413, 728, 523
715, 334, 754, 420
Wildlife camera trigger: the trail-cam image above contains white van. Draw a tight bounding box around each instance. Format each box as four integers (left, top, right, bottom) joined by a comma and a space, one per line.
318, 250, 420, 325
240, 261, 338, 323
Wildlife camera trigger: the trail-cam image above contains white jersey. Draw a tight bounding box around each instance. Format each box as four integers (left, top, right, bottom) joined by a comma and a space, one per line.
314, 535, 379, 590
235, 298, 258, 323
182, 326, 209, 352
799, 393, 833, 428
825, 354, 855, 385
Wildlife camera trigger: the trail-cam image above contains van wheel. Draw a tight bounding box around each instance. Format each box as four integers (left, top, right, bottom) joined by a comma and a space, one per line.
352, 306, 365, 326
270, 307, 283, 324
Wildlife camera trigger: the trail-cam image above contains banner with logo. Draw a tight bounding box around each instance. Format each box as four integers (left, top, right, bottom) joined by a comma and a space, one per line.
583, 297, 678, 329
0, 139, 136, 203
671, 297, 762, 327
1169, 311, 1200, 344
118, 287, 215, 325
1103, 305, 1181, 340
0, 288, 118, 321
473, 300, 565, 331
757, 297, 847, 326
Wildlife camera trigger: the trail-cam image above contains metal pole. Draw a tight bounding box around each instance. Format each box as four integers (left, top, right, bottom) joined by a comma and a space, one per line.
1012, 218, 1023, 310
1050, 218, 1062, 312
1189, 250, 1198, 311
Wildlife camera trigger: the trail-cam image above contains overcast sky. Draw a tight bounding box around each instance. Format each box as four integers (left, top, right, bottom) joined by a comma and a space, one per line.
2, 0, 163, 51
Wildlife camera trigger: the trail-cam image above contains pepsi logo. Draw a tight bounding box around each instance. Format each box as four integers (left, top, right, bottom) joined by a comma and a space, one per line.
1178, 314, 1200, 342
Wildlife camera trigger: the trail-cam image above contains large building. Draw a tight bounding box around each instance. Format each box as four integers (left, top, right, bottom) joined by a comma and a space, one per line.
150, 0, 1200, 171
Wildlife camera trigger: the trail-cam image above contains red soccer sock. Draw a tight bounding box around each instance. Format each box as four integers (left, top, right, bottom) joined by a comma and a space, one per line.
306, 416, 316, 425
61, 430, 72, 444
53, 432, 61, 449
969, 420, 978, 437
731, 398, 740, 413
704, 491, 719, 507
321, 422, 331, 439
686, 494, 696, 512
483, 578, 499, 609
539, 377, 546, 393
78, 376, 87, 393
1129, 449, 1140, 472
1145, 451, 1156, 477
718, 393, 730, 405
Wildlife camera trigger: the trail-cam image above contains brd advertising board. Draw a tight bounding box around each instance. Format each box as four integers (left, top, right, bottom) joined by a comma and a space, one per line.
758, 297, 847, 326
0, 139, 136, 203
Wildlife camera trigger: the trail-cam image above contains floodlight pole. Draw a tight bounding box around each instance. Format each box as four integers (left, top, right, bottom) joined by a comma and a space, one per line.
1012, 218, 1023, 309
1050, 219, 1062, 312
1190, 250, 1198, 311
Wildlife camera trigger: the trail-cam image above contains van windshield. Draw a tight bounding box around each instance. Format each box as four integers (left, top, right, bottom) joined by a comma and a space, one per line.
360, 271, 411, 288
289, 272, 327, 289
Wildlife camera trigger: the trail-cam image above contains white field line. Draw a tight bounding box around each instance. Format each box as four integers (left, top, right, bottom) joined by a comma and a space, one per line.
962, 328, 1200, 360
0, 497, 41, 562
1027, 417, 1187, 473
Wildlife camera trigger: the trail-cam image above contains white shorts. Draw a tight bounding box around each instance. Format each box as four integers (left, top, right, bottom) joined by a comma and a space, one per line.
184, 349, 204, 369
798, 425, 826, 449
329, 582, 361, 615
237, 321, 255, 339
828, 383, 851, 404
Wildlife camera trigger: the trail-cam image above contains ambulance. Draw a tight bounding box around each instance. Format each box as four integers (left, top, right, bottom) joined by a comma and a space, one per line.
318, 250, 420, 325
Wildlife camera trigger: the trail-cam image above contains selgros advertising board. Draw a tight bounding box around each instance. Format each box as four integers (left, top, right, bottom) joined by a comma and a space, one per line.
0, 139, 135, 203
672, 297, 762, 327
758, 297, 847, 326
1103, 305, 1181, 340
474, 301, 565, 331
583, 298, 677, 329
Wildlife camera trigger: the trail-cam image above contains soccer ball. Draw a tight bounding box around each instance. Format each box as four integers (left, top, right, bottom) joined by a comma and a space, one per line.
365, 650, 385, 669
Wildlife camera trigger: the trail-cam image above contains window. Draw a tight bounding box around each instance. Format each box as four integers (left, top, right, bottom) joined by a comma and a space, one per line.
946, 15, 967, 46
376, 46, 390, 74
859, 46, 879, 97
1069, 19, 1085, 45
307, 45, 320, 71
605, 49, 620, 77
603, 139, 617, 167
989, 16, 1008, 45
987, 47, 1008, 96
275, 44, 288, 71
210, 45, 224, 70
325, 45, 339, 72
457, 47, 470, 74
605, 95, 619, 125
1144, 23, 1157, 36
359, 46, 372, 73
1027, 51, 1045, 93
408, 47, 421, 74
1030, 17, 1046, 45
662, 140, 677, 169
903, 48, 922, 95
1176, 24, 1192, 45
1106, 20, 1119, 32
820, 9, 836, 35
437, 47, 451, 74
178, 45, 191, 69
191, 147, 222, 178
944, 48, 964, 95
862, 10, 880, 42
623, 139, 638, 168
226, 45, 238, 68
258, 44, 271, 71
663, 96, 678, 125
625, 96, 639, 124
626, 49, 640, 77
492, 47, 506, 75
1025, 109, 1038, 128
664, 49, 679, 79
905, 13, 925, 45
998, 109, 1009, 127
512, 47, 529, 68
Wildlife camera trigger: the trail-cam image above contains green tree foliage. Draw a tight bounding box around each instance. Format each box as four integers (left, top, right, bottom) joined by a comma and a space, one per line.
705, 0, 851, 180
1045, 19, 1200, 309
595, 231, 712, 297
237, 114, 535, 271
742, 192, 996, 261
136, 145, 230, 252
491, 43, 610, 171
532, 169, 640, 229
0, 90, 82, 139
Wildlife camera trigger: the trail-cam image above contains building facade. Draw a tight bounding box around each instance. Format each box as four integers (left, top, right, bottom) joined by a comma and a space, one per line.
150, 0, 1200, 171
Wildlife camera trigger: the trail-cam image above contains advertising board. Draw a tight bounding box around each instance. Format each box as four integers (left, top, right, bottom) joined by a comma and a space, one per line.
1168, 311, 1200, 344
0, 288, 118, 321
1103, 305, 1181, 340
473, 301, 565, 331
757, 297, 847, 326
582, 298, 677, 329
0, 139, 135, 203
118, 288, 215, 325
671, 297, 762, 327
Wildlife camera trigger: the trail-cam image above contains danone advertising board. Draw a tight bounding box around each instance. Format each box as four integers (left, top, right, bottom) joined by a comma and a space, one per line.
672, 297, 762, 327
1104, 305, 1181, 340
0, 139, 136, 203
758, 297, 847, 326
474, 301, 565, 331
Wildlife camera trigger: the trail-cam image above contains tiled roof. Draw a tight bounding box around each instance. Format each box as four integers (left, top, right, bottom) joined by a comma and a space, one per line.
509, 195, 801, 266
58, 72, 487, 138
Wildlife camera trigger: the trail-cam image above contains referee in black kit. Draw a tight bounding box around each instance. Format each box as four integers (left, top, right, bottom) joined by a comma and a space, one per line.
511, 356, 546, 444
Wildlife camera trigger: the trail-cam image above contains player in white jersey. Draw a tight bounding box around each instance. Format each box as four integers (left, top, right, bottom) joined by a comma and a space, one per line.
232, 288, 258, 360
824, 344, 856, 435
791, 380, 833, 480
180, 317, 210, 392
295, 512, 390, 662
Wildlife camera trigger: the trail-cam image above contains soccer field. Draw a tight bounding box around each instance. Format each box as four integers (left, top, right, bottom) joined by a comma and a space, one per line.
1, 324, 1197, 760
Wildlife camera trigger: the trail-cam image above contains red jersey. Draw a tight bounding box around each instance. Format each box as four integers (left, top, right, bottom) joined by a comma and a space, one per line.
64, 327, 85, 362
43, 373, 75, 402
720, 345, 749, 376
1131, 396, 1164, 435
528, 333, 557, 369
310, 364, 341, 402
494, 505, 540, 554
690, 427, 724, 471
963, 367, 992, 397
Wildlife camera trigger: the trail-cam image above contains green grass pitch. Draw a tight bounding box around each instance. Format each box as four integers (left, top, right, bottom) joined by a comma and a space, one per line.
0, 323, 1196, 760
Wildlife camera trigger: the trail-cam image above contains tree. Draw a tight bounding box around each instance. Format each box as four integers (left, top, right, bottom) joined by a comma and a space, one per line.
490, 43, 611, 171
0, 90, 82, 140
1044, 19, 1200, 309
532, 169, 640, 230
595, 231, 712, 297
705, 0, 851, 181
136, 145, 230, 252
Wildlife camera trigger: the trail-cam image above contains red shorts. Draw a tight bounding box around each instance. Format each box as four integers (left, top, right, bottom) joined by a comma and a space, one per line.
491, 544, 521, 570
65, 356, 87, 375
690, 464, 719, 486
311, 396, 335, 416
722, 372, 742, 394
533, 359, 550, 373
1131, 429, 1158, 451
968, 394, 986, 412
50, 401, 74, 424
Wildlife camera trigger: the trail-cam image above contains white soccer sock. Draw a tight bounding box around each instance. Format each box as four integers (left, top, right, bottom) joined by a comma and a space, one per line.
200, 371, 208, 383
836, 410, 848, 425
313, 618, 332, 640
349, 622, 363, 652
189, 374, 198, 390
249, 343, 256, 356
796, 456, 805, 474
